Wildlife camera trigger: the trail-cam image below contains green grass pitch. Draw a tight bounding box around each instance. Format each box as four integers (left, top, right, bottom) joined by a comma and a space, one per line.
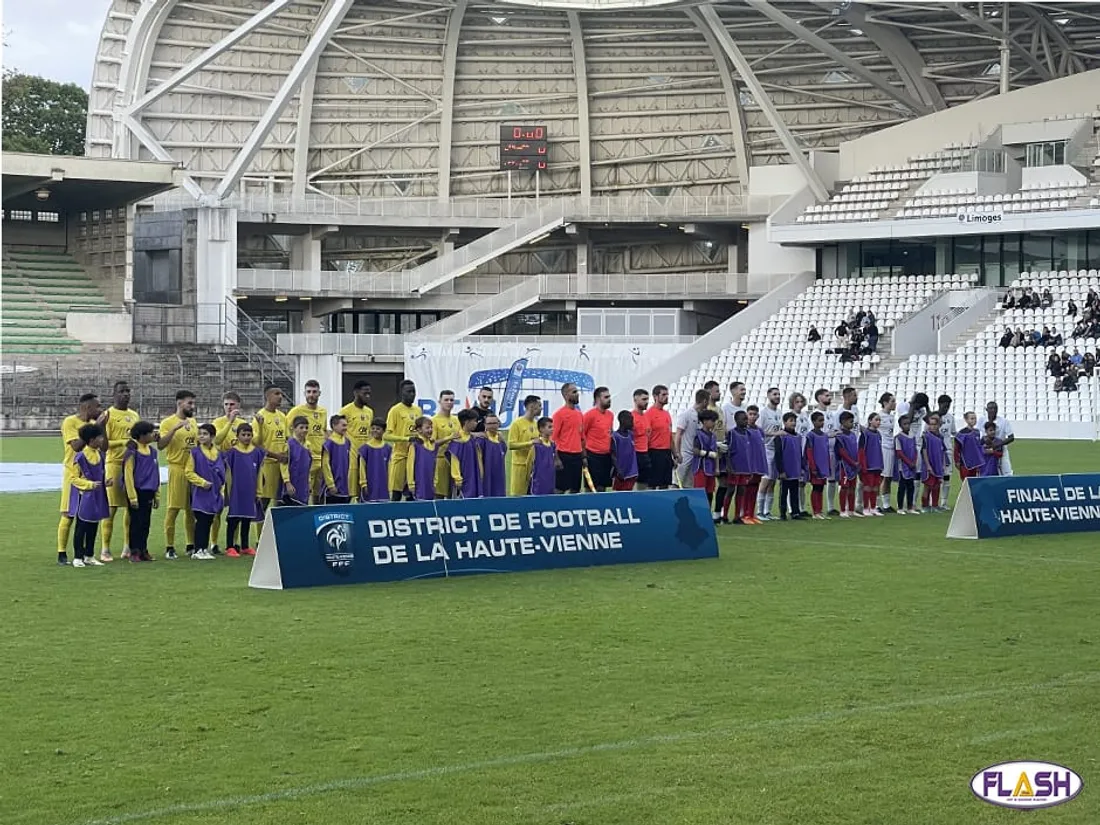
2, 436, 1099, 825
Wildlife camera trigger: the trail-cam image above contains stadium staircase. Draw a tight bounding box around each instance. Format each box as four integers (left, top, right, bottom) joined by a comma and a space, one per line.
407, 206, 567, 294
2, 249, 113, 354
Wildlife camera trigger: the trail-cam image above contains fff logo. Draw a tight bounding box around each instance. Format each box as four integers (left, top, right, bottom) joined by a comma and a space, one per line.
970, 761, 1082, 809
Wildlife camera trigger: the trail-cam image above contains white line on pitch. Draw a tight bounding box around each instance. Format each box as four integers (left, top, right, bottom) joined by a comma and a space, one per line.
74, 671, 1100, 825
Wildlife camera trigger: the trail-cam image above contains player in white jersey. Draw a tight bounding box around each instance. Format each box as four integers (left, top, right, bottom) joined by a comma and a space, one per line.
812, 387, 839, 514
721, 380, 747, 433
756, 387, 784, 519
789, 392, 812, 512
876, 393, 897, 512
717, 381, 747, 519
840, 387, 863, 512
935, 394, 957, 507
896, 392, 930, 446
979, 400, 1015, 476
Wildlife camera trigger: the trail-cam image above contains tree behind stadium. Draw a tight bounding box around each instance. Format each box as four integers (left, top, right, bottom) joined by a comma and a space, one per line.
2, 71, 87, 156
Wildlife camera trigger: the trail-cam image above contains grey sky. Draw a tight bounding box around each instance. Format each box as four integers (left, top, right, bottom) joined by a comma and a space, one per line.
3, 0, 113, 88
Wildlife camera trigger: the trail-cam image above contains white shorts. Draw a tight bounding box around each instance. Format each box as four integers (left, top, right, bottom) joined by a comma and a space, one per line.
881, 448, 895, 479
764, 443, 778, 481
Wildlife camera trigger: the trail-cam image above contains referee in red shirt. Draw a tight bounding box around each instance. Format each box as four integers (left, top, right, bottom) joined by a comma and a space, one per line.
552, 382, 584, 493
646, 384, 673, 489
582, 387, 615, 491
631, 388, 651, 488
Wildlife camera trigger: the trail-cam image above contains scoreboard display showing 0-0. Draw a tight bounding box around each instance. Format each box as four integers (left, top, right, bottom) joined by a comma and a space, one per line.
499, 125, 547, 171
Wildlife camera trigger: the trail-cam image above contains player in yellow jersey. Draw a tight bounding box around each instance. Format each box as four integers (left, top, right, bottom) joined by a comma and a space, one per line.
252, 384, 289, 517
210, 391, 246, 553
57, 393, 104, 565
100, 381, 141, 561
384, 380, 423, 501
287, 379, 328, 503
339, 380, 374, 496
213, 392, 246, 451
431, 390, 461, 498
158, 389, 199, 559
507, 395, 542, 496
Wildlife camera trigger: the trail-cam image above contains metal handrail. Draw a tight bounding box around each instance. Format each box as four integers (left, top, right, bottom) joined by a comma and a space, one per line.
222, 297, 296, 391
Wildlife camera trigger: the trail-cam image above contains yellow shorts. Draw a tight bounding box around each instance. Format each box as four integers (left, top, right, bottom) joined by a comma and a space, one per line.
508, 461, 531, 496
388, 456, 408, 493
434, 456, 453, 499
105, 461, 128, 507
166, 466, 191, 510
59, 475, 74, 514
258, 462, 283, 500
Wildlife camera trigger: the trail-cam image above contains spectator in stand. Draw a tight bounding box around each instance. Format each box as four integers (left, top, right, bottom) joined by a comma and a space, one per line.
1061, 366, 1079, 393
998, 327, 1013, 348
834, 321, 849, 350
866, 318, 880, 353
807, 325, 821, 343
1003, 292, 1016, 310
1071, 347, 1084, 366
1067, 298, 1078, 318
1087, 287, 1099, 311
1011, 327, 1023, 347
1083, 351, 1096, 377
1040, 326, 1053, 347
1017, 289, 1032, 310
1029, 328, 1043, 347
1041, 288, 1054, 309
1051, 326, 1064, 346
1073, 317, 1090, 339
1048, 351, 1064, 377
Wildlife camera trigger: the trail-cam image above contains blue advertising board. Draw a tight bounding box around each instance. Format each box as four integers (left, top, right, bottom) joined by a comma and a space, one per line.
249, 490, 720, 589
947, 474, 1100, 540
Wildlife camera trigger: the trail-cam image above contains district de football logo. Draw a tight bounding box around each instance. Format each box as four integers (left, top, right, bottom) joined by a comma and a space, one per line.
314, 512, 355, 576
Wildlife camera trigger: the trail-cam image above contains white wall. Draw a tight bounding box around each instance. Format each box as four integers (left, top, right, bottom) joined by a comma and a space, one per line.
839, 69, 1100, 179
66, 311, 132, 344
748, 223, 815, 291
295, 354, 342, 407
195, 207, 237, 345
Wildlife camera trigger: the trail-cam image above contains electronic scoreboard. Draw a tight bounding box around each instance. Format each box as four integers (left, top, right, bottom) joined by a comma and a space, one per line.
499, 125, 547, 171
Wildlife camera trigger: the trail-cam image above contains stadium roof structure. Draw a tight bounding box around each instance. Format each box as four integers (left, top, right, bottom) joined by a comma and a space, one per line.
89, 1, 1100, 204
1, 153, 181, 212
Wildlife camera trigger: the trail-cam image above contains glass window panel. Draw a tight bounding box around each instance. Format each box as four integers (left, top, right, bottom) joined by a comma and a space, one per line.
1022, 234, 1053, 273
628, 314, 650, 336
952, 237, 981, 277
578, 313, 601, 336
604, 313, 627, 336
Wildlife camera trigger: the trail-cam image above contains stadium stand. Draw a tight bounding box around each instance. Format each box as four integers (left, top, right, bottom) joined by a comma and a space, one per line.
867, 270, 1100, 427
1, 250, 111, 354
797, 144, 975, 224
666, 274, 977, 411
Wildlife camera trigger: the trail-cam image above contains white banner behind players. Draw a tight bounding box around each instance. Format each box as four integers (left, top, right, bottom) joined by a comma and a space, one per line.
404, 341, 684, 424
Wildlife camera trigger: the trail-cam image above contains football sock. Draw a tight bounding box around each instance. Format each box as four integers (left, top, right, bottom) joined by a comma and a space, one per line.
57, 515, 73, 553
101, 513, 114, 551
164, 508, 179, 548
764, 491, 774, 515
827, 480, 837, 511
185, 511, 196, 545
941, 479, 951, 506
811, 486, 823, 515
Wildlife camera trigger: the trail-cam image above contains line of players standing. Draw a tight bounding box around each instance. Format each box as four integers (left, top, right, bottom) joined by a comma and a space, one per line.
53, 375, 1018, 568
671, 382, 1016, 524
